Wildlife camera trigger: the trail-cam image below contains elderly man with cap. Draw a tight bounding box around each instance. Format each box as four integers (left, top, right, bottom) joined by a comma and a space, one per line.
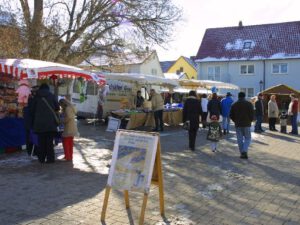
221, 92, 234, 134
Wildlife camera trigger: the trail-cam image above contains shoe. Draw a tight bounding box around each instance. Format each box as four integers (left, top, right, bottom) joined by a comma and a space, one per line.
240, 152, 248, 159
254, 130, 261, 133
260, 129, 265, 132
273, 129, 278, 132
152, 128, 158, 132
190, 147, 195, 151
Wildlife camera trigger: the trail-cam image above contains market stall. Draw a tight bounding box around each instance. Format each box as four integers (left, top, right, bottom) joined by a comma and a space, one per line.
261, 84, 300, 123
102, 73, 180, 130
0, 58, 105, 153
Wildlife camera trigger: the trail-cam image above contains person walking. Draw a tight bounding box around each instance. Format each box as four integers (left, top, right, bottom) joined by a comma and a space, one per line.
207, 115, 222, 152
268, 95, 279, 131
150, 89, 164, 132
31, 84, 60, 163
254, 93, 265, 133
208, 93, 221, 120
230, 92, 254, 159
183, 90, 202, 151
220, 92, 234, 134
288, 94, 299, 135
59, 99, 78, 161
201, 94, 208, 128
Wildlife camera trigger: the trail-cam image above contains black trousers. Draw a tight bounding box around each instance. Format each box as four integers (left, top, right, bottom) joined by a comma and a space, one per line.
188, 128, 198, 150
37, 132, 55, 163
269, 118, 277, 130
154, 110, 164, 131
201, 112, 208, 128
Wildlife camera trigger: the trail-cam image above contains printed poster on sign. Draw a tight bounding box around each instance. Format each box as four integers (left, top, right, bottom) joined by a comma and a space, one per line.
107, 131, 158, 193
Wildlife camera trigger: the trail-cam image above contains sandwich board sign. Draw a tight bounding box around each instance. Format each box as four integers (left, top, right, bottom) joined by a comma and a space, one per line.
101, 129, 164, 225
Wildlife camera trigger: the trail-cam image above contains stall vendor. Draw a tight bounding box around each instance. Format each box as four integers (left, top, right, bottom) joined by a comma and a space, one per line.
135, 90, 144, 108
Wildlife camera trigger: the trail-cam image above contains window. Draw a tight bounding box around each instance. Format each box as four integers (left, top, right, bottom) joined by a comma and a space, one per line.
240, 88, 254, 98
151, 68, 157, 75
208, 66, 221, 81
179, 67, 183, 72
243, 41, 252, 49
272, 63, 288, 74
86, 81, 99, 95
240, 65, 254, 75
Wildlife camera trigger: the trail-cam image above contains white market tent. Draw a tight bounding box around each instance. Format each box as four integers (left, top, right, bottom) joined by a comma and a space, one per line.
0, 58, 106, 85
178, 79, 239, 90
100, 72, 178, 88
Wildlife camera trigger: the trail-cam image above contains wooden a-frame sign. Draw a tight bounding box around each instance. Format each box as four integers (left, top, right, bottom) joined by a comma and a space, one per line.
101, 130, 165, 225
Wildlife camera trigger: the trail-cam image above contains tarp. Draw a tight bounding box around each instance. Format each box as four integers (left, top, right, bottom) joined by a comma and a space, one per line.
0, 118, 26, 148
0, 58, 106, 85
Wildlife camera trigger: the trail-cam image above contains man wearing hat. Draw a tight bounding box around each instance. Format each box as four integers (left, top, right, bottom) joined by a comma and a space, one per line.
220, 92, 234, 134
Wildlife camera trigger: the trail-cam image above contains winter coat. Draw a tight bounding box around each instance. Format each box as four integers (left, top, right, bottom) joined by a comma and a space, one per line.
268, 100, 279, 118
31, 89, 60, 133
255, 99, 264, 116
221, 96, 233, 117
207, 121, 222, 142
288, 99, 299, 115
208, 98, 221, 118
183, 96, 202, 130
62, 105, 78, 137
23, 96, 35, 130
230, 98, 254, 127
151, 93, 164, 111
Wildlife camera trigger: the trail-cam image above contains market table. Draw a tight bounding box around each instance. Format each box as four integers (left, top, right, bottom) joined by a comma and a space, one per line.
111, 109, 182, 130
0, 117, 26, 148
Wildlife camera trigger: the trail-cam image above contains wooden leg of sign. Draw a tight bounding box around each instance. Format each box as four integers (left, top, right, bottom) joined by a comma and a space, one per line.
101, 186, 111, 221
124, 190, 130, 209
139, 193, 148, 225
156, 142, 165, 216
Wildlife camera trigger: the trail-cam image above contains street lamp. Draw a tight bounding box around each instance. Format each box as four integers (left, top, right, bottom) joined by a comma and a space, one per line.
259, 80, 264, 92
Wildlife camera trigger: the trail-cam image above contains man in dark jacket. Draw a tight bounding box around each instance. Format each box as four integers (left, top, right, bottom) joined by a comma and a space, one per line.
183, 90, 202, 151
254, 93, 264, 133
31, 84, 59, 163
230, 92, 254, 159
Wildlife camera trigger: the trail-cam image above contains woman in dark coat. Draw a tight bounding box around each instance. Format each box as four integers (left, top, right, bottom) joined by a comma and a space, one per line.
31, 83, 59, 163
208, 93, 222, 120
183, 90, 202, 151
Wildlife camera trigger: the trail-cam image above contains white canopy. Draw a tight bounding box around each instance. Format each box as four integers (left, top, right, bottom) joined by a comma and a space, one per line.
177, 79, 239, 90
99, 72, 178, 88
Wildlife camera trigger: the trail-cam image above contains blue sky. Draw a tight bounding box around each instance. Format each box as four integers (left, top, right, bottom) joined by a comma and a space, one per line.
156, 0, 300, 61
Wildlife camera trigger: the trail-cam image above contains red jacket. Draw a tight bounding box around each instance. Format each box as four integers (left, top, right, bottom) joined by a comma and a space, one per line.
292, 99, 299, 114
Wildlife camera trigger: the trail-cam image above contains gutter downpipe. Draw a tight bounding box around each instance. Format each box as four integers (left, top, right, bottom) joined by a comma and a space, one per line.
263, 60, 266, 90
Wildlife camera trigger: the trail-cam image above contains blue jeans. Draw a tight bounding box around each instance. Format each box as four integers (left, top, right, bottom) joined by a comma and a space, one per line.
222, 116, 230, 131
255, 115, 263, 131
235, 127, 251, 153
291, 114, 298, 134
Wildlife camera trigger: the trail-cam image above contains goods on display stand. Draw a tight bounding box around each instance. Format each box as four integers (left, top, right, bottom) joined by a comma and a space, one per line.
0, 58, 106, 154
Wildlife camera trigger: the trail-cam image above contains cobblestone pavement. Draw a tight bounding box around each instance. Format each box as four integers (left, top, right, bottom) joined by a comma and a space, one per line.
0, 121, 300, 225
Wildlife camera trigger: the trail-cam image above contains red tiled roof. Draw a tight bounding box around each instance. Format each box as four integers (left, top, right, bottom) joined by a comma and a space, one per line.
195, 21, 300, 62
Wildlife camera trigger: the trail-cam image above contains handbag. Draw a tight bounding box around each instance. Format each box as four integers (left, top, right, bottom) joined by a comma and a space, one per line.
183, 120, 190, 130
42, 97, 60, 125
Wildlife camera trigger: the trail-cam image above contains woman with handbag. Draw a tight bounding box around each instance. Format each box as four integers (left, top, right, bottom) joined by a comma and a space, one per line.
59, 99, 78, 161
183, 90, 202, 151
31, 84, 60, 163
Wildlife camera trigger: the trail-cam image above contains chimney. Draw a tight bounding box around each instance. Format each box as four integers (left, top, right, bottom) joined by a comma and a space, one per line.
238, 21, 243, 29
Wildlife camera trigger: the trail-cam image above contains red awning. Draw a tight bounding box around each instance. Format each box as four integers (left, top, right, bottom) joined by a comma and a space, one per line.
0, 58, 106, 85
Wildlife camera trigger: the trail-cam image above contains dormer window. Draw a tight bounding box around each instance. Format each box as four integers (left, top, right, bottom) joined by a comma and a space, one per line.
243, 41, 252, 49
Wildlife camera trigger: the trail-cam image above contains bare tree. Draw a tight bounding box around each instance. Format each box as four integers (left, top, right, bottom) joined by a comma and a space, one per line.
1, 0, 182, 65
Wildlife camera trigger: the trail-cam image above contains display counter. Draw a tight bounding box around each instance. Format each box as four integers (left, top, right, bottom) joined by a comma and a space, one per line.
0, 117, 26, 148
111, 109, 182, 130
